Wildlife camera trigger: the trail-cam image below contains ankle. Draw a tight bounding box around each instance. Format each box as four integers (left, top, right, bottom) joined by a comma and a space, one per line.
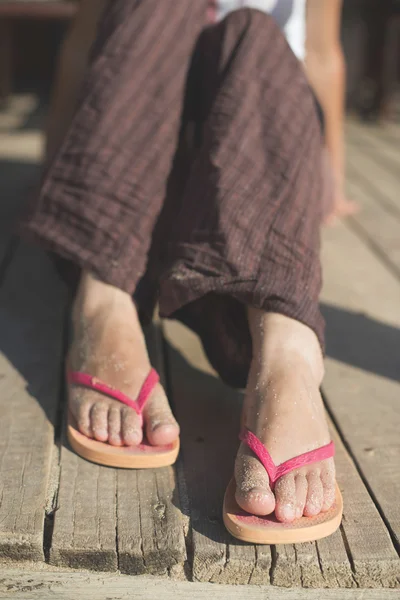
248, 308, 325, 385
72, 271, 134, 324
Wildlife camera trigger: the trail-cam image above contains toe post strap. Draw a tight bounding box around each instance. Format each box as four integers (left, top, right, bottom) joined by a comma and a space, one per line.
239, 428, 335, 487
67, 368, 160, 416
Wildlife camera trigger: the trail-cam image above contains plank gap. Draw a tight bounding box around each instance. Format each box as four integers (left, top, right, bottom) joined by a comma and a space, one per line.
115, 469, 120, 572
160, 321, 194, 580
338, 525, 357, 586
0, 234, 19, 286
269, 546, 277, 585
314, 541, 326, 586
52, 308, 71, 444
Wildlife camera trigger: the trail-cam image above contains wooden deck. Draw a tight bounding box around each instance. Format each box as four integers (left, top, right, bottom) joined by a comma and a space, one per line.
0, 96, 399, 598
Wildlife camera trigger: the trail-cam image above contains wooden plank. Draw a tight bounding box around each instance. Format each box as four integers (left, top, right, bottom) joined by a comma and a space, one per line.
163, 320, 268, 585
117, 323, 187, 576
321, 221, 400, 559
49, 446, 118, 571
379, 121, 400, 146
347, 120, 400, 171
51, 324, 186, 574
345, 131, 400, 216
0, 241, 67, 562
273, 537, 346, 589
316, 529, 356, 589
331, 424, 399, 588
117, 465, 186, 576
272, 545, 301, 587
1, 569, 400, 600
345, 164, 400, 278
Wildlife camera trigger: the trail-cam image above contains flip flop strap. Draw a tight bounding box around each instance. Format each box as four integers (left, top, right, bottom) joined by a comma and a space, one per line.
67, 368, 160, 416
240, 428, 335, 486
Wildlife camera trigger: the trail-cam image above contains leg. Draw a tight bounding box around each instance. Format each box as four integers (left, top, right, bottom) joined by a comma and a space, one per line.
21, 0, 208, 446
159, 9, 334, 519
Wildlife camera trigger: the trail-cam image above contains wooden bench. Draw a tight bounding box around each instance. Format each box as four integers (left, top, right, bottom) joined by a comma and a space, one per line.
0, 97, 399, 596
0, 1, 77, 104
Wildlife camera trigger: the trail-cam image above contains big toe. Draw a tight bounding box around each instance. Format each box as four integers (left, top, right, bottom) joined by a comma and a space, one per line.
143, 386, 180, 446
235, 444, 275, 516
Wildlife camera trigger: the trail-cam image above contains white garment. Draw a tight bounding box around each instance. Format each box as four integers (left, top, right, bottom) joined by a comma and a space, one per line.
215, 0, 307, 61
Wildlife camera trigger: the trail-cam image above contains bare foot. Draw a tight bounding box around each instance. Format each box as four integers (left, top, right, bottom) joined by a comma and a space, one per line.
69, 272, 179, 447
235, 311, 336, 523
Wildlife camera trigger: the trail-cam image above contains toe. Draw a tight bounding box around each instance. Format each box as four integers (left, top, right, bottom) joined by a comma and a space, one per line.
108, 406, 123, 446
71, 392, 92, 438
89, 402, 109, 442
274, 473, 297, 523
304, 471, 324, 517
234, 444, 275, 516
121, 406, 143, 446
321, 462, 336, 511
143, 387, 180, 446
294, 473, 308, 518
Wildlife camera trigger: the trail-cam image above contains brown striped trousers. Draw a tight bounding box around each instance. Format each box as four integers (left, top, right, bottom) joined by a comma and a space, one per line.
21, 1, 325, 388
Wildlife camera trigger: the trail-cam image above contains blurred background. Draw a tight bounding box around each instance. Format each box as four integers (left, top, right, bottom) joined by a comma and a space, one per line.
1, 0, 399, 120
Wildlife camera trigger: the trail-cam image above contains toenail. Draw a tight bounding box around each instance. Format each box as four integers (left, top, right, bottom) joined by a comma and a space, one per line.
93, 427, 107, 436
151, 420, 174, 432
281, 504, 295, 520
306, 503, 319, 515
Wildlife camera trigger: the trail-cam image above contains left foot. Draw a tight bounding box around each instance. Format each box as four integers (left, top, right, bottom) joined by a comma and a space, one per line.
235, 311, 336, 523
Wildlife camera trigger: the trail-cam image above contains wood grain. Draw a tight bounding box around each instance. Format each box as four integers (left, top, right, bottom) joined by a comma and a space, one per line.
321, 221, 400, 582
1, 569, 400, 600
49, 447, 118, 571
0, 242, 67, 561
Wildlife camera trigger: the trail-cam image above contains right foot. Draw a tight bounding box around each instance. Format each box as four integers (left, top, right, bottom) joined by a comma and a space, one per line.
69, 273, 179, 447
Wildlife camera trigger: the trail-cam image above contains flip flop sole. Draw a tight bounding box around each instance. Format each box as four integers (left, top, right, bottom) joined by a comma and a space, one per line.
68, 413, 180, 469
223, 478, 343, 544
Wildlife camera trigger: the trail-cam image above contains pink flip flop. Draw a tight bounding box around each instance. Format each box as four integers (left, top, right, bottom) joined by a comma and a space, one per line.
67, 368, 180, 469
223, 428, 343, 544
